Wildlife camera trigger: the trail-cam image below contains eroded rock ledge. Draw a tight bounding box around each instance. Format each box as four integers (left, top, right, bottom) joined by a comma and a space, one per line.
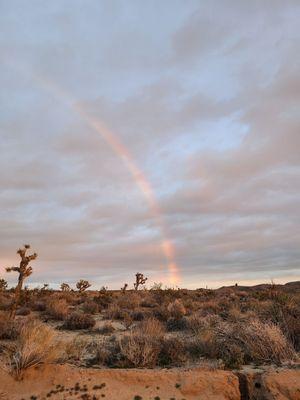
0, 364, 299, 400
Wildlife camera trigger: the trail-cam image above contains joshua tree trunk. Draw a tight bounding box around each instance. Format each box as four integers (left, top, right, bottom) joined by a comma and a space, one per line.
9, 275, 24, 319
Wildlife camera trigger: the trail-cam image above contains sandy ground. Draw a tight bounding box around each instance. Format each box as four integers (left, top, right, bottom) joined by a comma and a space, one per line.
1, 364, 300, 400
0, 364, 240, 400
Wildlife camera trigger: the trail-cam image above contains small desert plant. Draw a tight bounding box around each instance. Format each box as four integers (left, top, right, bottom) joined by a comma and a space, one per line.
158, 337, 187, 366
76, 279, 91, 292
134, 272, 147, 290
0, 311, 21, 340
0, 278, 8, 291
62, 312, 95, 330
119, 332, 160, 368
167, 299, 186, 319
166, 316, 188, 331
138, 317, 165, 338
31, 300, 46, 312
119, 318, 165, 368
3, 319, 61, 379
63, 337, 90, 362
16, 306, 31, 316
81, 300, 99, 314
46, 298, 69, 320
6, 244, 37, 319
117, 292, 140, 310
97, 322, 115, 335
212, 319, 297, 368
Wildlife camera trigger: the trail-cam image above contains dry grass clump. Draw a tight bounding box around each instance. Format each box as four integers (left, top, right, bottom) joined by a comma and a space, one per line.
81, 300, 99, 314
46, 298, 69, 320
167, 299, 186, 319
209, 319, 297, 368
119, 332, 161, 368
62, 312, 95, 330
63, 337, 90, 362
16, 306, 31, 316
119, 318, 165, 368
241, 319, 297, 364
139, 317, 165, 338
31, 300, 46, 312
97, 322, 116, 335
0, 312, 21, 340
117, 292, 140, 310
3, 319, 61, 379
158, 337, 187, 366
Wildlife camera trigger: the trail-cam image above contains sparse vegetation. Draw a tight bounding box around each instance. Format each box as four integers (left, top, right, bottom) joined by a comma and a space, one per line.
0, 261, 299, 378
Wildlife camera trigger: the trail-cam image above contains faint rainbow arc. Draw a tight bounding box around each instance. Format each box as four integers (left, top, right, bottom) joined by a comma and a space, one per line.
30, 75, 181, 284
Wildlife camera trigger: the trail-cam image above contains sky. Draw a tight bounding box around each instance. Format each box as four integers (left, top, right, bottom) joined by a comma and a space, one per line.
0, 0, 299, 289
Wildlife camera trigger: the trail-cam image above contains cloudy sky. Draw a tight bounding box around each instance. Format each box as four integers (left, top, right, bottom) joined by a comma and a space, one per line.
1, 0, 299, 289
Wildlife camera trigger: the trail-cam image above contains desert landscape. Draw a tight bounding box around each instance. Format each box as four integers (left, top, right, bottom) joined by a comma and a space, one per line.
0, 245, 299, 399
1, 0, 300, 399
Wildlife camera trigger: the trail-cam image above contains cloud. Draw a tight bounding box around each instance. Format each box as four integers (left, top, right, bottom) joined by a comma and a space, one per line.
0, 0, 299, 288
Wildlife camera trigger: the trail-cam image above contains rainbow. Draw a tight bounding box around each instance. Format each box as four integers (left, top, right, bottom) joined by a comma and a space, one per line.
7, 63, 181, 284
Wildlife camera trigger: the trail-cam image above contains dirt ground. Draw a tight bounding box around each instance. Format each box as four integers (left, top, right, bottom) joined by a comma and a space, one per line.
0, 364, 300, 400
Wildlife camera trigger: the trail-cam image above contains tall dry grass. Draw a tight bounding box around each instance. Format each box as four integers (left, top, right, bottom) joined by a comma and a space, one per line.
3, 319, 61, 379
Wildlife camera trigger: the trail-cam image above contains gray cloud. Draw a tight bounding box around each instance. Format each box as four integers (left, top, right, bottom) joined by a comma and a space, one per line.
0, 0, 299, 288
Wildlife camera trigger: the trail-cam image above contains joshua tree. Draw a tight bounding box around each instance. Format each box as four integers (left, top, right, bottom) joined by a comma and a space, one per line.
134, 272, 147, 291
61, 282, 71, 292
121, 283, 128, 294
0, 278, 8, 291
6, 244, 37, 319
41, 283, 49, 291
76, 279, 91, 292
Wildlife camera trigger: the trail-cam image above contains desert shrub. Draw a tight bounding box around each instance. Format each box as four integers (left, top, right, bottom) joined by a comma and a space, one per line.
117, 292, 140, 310
167, 299, 186, 319
139, 317, 165, 338
90, 337, 121, 367
63, 337, 90, 362
16, 307, 31, 316
31, 300, 46, 312
199, 300, 221, 316
62, 312, 95, 330
241, 319, 297, 364
158, 337, 187, 366
166, 317, 188, 331
97, 322, 115, 335
93, 292, 113, 309
105, 303, 126, 320
152, 305, 170, 322
81, 300, 99, 314
3, 320, 61, 379
0, 312, 21, 340
186, 313, 208, 334
119, 332, 160, 368
130, 311, 145, 321
118, 318, 165, 368
0, 296, 13, 311
212, 319, 297, 368
46, 298, 69, 320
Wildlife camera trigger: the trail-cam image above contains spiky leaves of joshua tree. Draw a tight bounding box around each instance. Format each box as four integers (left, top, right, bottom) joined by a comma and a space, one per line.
76, 279, 91, 292
134, 272, 148, 290
60, 283, 71, 292
0, 278, 8, 291
6, 244, 37, 319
